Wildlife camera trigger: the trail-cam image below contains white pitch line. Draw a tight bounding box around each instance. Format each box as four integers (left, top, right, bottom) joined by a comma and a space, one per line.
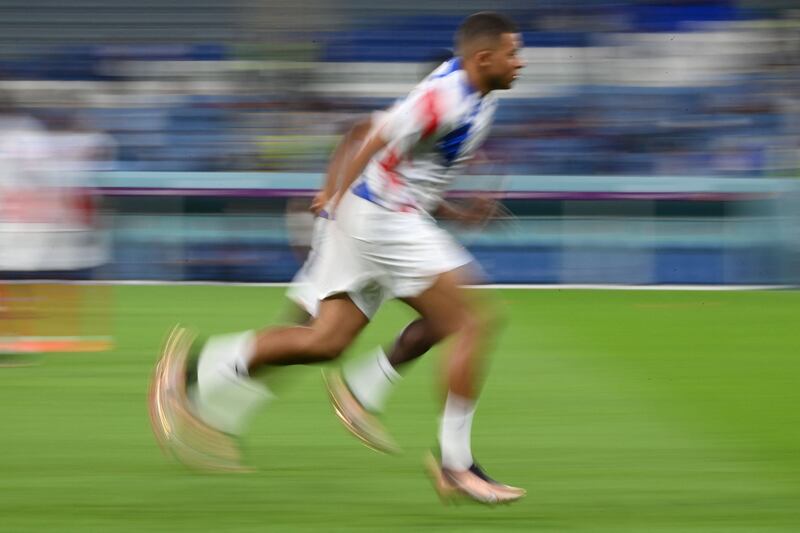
0, 279, 793, 291
471, 284, 792, 291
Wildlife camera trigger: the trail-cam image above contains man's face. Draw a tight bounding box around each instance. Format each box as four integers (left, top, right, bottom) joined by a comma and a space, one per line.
481, 33, 524, 91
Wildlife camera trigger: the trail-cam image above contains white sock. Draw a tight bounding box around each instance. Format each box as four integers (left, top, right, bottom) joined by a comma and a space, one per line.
194, 331, 273, 435
439, 393, 476, 471
343, 347, 400, 413
229, 330, 256, 376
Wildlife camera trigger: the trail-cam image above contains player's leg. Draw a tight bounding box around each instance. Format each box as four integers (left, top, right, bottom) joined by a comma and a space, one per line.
347, 263, 483, 406
193, 293, 367, 426
150, 293, 369, 470
250, 294, 368, 368
386, 318, 437, 366
288, 201, 437, 408
322, 192, 499, 462
326, 261, 482, 448
324, 271, 451, 416
402, 270, 524, 504
192, 293, 367, 429
151, 192, 375, 469
334, 318, 436, 414
188, 197, 372, 431
323, 316, 439, 454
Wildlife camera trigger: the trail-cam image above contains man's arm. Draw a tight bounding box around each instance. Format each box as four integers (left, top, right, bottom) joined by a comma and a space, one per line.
331, 85, 447, 212
329, 79, 471, 215
434, 201, 468, 220
330, 128, 389, 212
311, 118, 374, 215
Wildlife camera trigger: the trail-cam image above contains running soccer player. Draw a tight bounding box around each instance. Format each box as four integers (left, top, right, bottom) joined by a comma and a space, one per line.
151, 12, 525, 504
288, 110, 497, 452
286, 115, 439, 453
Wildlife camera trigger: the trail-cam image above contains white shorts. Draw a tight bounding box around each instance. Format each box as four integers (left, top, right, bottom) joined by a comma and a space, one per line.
288, 215, 388, 318
308, 191, 474, 315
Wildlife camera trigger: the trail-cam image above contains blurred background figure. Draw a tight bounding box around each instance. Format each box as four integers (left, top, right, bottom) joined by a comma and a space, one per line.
0, 94, 113, 363
0, 0, 797, 289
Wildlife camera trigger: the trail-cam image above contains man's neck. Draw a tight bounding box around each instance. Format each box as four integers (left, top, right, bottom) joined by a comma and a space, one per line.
461, 60, 490, 96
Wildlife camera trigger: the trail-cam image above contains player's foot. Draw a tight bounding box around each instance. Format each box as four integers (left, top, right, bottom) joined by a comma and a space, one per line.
148, 325, 249, 472
322, 368, 400, 454
425, 452, 526, 505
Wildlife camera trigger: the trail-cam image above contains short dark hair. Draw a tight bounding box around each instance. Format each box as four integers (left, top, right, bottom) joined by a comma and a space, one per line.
455, 12, 518, 53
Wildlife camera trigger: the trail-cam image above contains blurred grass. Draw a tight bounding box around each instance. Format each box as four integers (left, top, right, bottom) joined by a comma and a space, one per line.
0, 286, 798, 532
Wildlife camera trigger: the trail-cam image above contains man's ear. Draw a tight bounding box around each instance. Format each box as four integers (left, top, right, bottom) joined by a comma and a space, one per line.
476, 49, 493, 68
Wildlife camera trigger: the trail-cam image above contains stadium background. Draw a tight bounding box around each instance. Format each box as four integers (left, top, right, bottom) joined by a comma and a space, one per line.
1, 0, 799, 285
1, 2, 799, 532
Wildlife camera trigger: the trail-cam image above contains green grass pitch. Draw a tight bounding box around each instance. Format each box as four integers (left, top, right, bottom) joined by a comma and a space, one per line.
1, 286, 799, 531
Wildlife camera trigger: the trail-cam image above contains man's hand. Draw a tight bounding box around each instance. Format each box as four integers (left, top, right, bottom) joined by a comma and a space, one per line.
460, 196, 499, 227
310, 190, 330, 215
328, 190, 346, 216
436, 197, 500, 227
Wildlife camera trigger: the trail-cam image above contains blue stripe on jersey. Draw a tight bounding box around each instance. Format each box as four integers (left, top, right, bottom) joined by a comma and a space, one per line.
436, 98, 482, 167
436, 123, 471, 167
429, 57, 476, 97
352, 180, 375, 203
429, 57, 461, 80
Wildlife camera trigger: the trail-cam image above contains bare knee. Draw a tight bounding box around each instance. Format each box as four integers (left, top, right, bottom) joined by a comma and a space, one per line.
459, 311, 482, 340
455, 302, 504, 348
424, 306, 481, 343
478, 304, 504, 336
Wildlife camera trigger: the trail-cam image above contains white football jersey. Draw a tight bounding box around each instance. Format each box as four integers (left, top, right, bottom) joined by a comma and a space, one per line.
354, 58, 498, 214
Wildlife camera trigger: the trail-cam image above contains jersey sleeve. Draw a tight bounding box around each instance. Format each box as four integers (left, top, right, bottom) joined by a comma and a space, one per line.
377, 83, 452, 156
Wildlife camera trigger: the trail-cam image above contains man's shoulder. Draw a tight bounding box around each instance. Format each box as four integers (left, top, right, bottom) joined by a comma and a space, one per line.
410, 72, 471, 117
411, 71, 464, 97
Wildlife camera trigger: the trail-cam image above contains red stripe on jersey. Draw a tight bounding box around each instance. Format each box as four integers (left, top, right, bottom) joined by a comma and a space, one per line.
419, 89, 440, 139
379, 148, 402, 186
376, 150, 418, 212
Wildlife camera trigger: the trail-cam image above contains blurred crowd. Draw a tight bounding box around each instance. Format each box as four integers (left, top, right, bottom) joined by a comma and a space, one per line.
0, 0, 799, 178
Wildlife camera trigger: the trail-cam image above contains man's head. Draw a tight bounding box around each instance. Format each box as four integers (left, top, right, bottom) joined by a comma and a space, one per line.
456, 12, 524, 92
